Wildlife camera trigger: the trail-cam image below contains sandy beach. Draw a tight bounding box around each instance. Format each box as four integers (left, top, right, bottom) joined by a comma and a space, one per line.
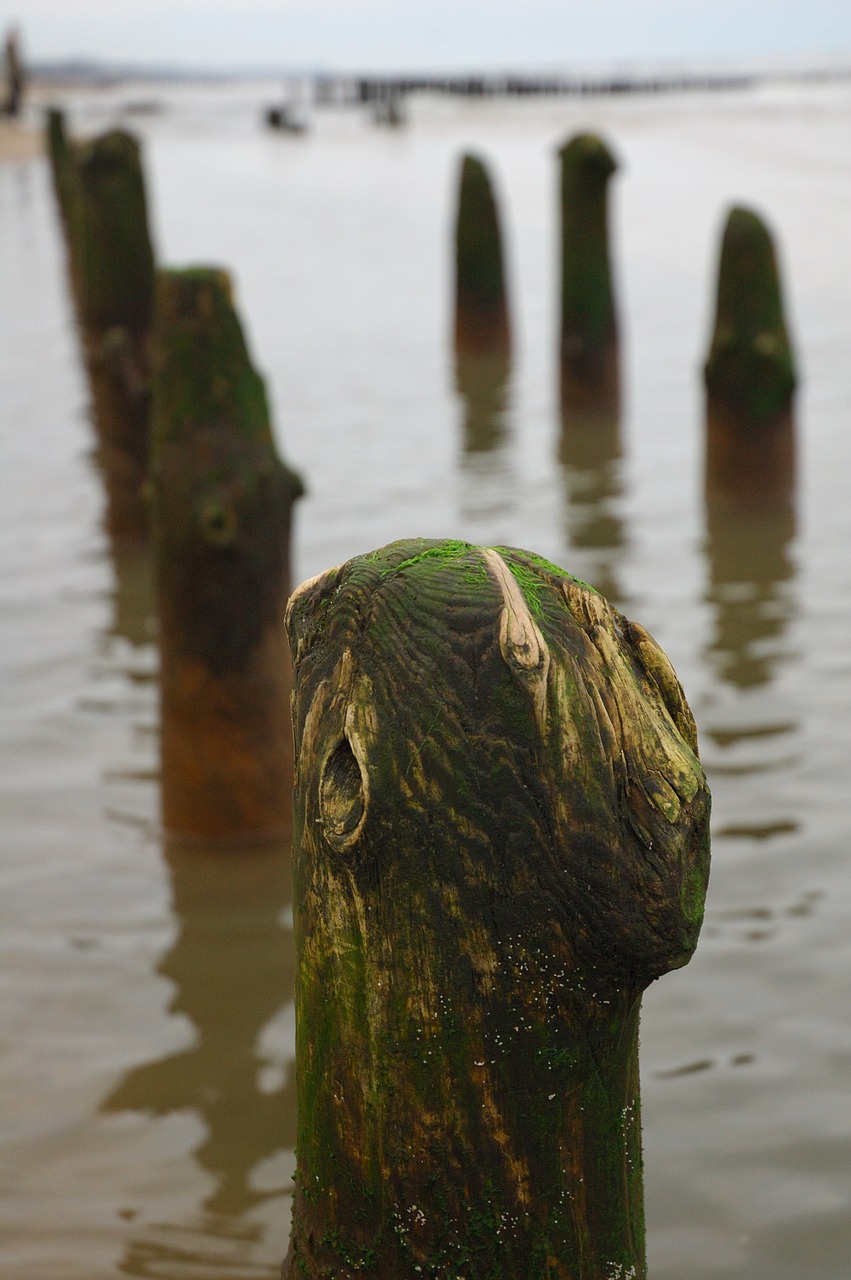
0, 115, 41, 160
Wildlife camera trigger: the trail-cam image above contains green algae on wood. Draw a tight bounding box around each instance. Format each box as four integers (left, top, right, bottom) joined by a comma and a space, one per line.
704, 205, 797, 506
454, 153, 511, 357
283, 537, 710, 1280
559, 133, 620, 422
151, 267, 303, 843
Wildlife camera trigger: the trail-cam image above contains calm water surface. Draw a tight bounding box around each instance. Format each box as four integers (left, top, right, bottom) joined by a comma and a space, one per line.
2, 75, 851, 1278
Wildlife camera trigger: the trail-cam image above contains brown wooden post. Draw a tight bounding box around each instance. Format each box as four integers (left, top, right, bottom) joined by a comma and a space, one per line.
453, 153, 513, 453
283, 538, 710, 1280
454, 153, 511, 358
150, 267, 303, 844
559, 133, 620, 426
74, 128, 157, 543
703, 205, 797, 506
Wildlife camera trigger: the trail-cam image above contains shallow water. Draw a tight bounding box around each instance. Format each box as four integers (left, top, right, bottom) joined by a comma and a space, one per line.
2, 74, 851, 1277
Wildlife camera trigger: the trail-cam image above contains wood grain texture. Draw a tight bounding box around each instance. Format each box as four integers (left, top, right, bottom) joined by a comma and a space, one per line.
284, 539, 710, 1280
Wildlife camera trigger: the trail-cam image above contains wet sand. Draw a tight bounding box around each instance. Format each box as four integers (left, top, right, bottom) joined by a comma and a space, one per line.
0, 115, 41, 160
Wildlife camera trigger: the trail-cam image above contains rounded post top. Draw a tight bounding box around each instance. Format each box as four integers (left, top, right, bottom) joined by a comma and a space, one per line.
559, 131, 618, 179
705, 203, 797, 420
288, 538, 709, 989
152, 266, 273, 452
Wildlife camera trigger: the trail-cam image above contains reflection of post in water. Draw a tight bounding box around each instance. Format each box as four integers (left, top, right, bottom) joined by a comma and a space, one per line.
455, 349, 511, 455
101, 839, 296, 1219
703, 204, 798, 689
558, 132, 620, 427
705, 496, 796, 690
105, 540, 156, 648
558, 410, 626, 609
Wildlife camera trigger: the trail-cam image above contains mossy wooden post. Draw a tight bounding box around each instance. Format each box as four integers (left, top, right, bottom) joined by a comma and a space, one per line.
150, 267, 303, 844
704, 205, 797, 506
74, 128, 156, 542
454, 153, 511, 358
559, 133, 620, 425
45, 108, 76, 237
283, 538, 710, 1280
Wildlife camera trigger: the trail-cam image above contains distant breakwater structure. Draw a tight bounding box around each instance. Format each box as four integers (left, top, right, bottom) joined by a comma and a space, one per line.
312, 68, 758, 106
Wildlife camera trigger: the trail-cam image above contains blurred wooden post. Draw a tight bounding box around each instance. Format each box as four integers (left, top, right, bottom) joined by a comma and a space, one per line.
3, 27, 23, 117
45, 107, 77, 240
74, 129, 157, 543
703, 205, 797, 506
454, 154, 512, 452
559, 133, 620, 424
283, 538, 710, 1280
150, 267, 303, 844
454, 153, 511, 357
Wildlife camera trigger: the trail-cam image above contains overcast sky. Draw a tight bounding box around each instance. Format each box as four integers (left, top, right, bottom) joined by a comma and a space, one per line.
3, 0, 851, 72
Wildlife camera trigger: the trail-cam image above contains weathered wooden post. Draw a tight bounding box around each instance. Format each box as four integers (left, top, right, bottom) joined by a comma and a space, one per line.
454, 153, 512, 453
150, 267, 303, 844
74, 128, 157, 542
558, 133, 620, 425
703, 204, 797, 506
2, 27, 23, 117
45, 107, 77, 239
283, 538, 710, 1280
454, 153, 511, 358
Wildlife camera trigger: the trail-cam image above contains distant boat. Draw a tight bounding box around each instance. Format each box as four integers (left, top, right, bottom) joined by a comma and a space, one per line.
264, 102, 308, 134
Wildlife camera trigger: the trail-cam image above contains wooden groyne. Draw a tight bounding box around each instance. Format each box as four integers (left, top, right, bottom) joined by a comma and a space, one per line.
312, 69, 756, 106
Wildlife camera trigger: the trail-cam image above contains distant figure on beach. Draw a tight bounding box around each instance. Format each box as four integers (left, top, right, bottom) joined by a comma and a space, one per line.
3, 27, 24, 117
